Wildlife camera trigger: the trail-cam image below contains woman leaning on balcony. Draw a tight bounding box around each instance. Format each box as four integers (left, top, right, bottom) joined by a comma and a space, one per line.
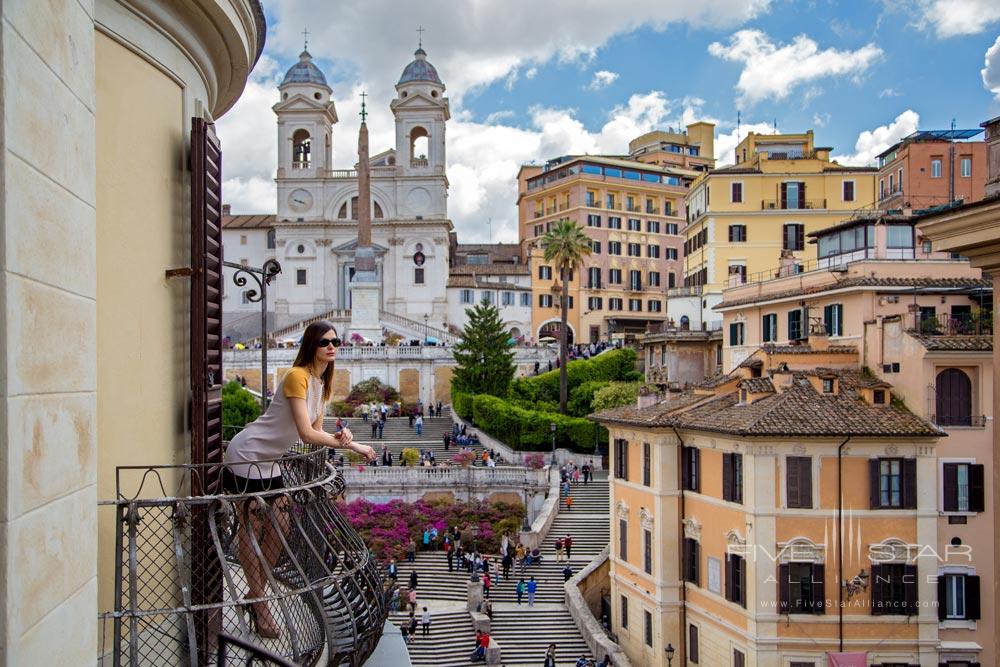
223, 320, 376, 637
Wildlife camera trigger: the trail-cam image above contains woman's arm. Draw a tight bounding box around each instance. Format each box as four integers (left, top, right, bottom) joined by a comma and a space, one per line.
289, 398, 373, 460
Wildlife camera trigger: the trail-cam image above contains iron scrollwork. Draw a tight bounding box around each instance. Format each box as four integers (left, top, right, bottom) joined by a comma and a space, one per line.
224, 259, 282, 409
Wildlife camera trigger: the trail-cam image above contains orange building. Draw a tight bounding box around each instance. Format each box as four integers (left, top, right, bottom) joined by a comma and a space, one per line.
595, 357, 955, 666
876, 129, 988, 212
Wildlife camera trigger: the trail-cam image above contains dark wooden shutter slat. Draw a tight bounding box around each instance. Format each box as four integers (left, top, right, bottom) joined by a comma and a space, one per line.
967, 575, 981, 620
723, 453, 733, 501
786, 458, 800, 508
870, 459, 881, 509
870, 564, 882, 615
801, 458, 813, 508
970, 464, 985, 512
812, 563, 825, 614
903, 458, 918, 509
904, 564, 918, 615
942, 463, 958, 512
778, 563, 789, 613
780, 182, 787, 210
694, 449, 700, 493
938, 575, 947, 621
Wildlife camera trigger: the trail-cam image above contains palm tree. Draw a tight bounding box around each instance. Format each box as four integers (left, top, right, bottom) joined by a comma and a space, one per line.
541, 219, 593, 414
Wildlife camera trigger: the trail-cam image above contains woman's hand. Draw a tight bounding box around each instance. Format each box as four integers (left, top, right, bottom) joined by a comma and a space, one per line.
350, 441, 376, 462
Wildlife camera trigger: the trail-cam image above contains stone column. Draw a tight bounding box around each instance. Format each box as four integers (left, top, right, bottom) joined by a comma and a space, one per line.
0, 2, 99, 661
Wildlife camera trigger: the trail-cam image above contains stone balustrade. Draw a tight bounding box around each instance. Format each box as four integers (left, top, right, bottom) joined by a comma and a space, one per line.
339, 464, 550, 504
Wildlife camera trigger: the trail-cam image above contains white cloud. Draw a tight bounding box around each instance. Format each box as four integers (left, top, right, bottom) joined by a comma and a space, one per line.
912, 0, 1000, 37
832, 109, 920, 167
708, 29, 883, 105
588, 70, 620, 90
878, 87, 900, 98
714, 122, 778, 166
812, 112, 831, 127
982, 35, 1000, 101
525, 67, 538, 80
484, 110, 516, 124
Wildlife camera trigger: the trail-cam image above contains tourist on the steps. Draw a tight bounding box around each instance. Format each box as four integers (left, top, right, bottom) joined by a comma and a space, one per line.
527, 576, 537, 606
221, 321, 374, 639
389, 587, 399, 613
597, 655, 612, 667
420, 606, 431, 637
581, 460, 591, 484
482, 570, 491, 598
516, 578, 526, 604
482, 597, 493, 619
555, 537, 564, 562
386, 558, 398, 583
422, 528, 430, 551
543, 643, 557, 667
565, 494, 573, 511
371, 418, 378, 439
562, 564, 574, 582
406, 539, 416, 563
407, 612, 417, 642
564, 534, 574, 559
446, 540, 455, 571
575, 654, 591, 667
408, 412, 415, 427
415, 413, 424, 436
409, 569, 419, 591
471, 630, 487, 661
407, 587, 418, 615
502, 552, 513, 580
360, 403, 369, 422
377, 417, 385, 439
443, 433, 450, 451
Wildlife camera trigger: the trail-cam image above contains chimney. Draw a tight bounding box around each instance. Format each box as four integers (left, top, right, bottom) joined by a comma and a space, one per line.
770, 362, 794, 390
222, 203, 231, 216
808, 319, 829, 351
637, 385, 662, 409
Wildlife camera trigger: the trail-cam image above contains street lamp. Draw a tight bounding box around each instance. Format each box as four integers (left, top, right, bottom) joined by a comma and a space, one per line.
521, 477, 531, 531
423, 313, 429, 345
665, 643, 675, 666
469, 524, 481, 582
550, 422, 557, 465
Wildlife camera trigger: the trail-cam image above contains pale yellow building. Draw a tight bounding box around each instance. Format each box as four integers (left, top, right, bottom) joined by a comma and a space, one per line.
675, 130, 876, 330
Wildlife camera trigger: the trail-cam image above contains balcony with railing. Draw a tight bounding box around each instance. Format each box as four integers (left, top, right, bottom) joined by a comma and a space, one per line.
760, 199, 827, 210
906, 311, 993, 336
410, 158, 429, 168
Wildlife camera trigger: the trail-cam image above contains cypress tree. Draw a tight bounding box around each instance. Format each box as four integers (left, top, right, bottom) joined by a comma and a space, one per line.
451, 300, 516, 397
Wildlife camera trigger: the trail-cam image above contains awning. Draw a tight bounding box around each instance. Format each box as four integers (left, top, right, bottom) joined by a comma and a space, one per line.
827, 653, 867, 667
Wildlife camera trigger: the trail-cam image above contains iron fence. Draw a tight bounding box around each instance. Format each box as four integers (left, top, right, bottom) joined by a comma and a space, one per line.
99, 446, 389, 666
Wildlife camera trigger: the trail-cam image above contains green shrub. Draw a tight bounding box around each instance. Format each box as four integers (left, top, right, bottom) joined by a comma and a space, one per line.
222, 381, 261, 433
508, 348, 637, 406
471, 394, 607, 453
329, 401, 355, 417
590, 381, 641, 412
400, 448, 420, 466
568, 380, 608, 417
452, 390, 474, 420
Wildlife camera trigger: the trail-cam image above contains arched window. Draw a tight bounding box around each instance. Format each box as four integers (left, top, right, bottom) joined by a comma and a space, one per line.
338, 197, 384, 220
292, 129, 311, 168
410, 126, 429, 166
936, 368, 972, 426
266, 229, 276, 249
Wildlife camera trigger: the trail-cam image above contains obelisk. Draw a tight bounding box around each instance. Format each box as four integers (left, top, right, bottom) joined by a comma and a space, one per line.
349, 94, 383, 342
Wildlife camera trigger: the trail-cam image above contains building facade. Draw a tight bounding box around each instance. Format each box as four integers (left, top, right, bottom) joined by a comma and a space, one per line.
876, 129, 988, 211
446, 243, 532, 339
676, 130, 877, 330
518, 123, 714, 345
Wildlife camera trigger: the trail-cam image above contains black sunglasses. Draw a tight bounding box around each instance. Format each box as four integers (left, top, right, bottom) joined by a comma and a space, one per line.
317, 337, 341, 348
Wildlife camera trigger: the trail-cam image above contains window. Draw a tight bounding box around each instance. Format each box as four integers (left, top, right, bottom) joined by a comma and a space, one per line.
296, 269, 307, 285
643, 610, 653, 647
647, 244, 660, 258
681, 446, 700, 492
887, 224, 914, 248
728, 224, 747, 242
266, 229, 276, 249
608, 216, 622, 229
936, 368, 972, 426
629, 270, 642, 290
585, 190, 598, 206
733, 649, 745, 667
587, 296, 603, 310
783, 223, 805, 251
666, 247, 678, 260
668, 272, 675, 288
618, 518, 628, 561
614, 438, 629, 480
779, 561, 825, 614
939, 573, 981, 620
240, 234, 247, 245
460, 289, 474, 304
822, 378, 834, 393
723, 453, 743, 503
943, 463, 985, 512
647, 220, 660, 233
620, 595, 629, 629
788, 309, 803, 341
642, 442, 651, 486
501, 291, 514, 306
960, 157, 972, 177
728, 322, 745, 346
627, 218, 641, 231
683, 538, 700, 585
609, 268, 622, 284
520, 292, 531, 307
414, 268, 425, 284
870, 458, 917, 509
731, 181, 743, 203
823, 304, 843, 336
609, 241, 622, 256
665, 222, 678, 235
539, 294, 553, 308
606, 193, 617, 208
643, 529, 653, 574
481, 291, 494, 305
873, 389, 886, 404
781, 181, 805, 209
648, 271, 660, 287
587, 214, 602, 227
688, 625, 699, 664
647, 300, 661, 312
725, 553, 746, 606
627, 243, 641, 257
871, 563, 917, 615
587, 267, 602, 289
609, 298, 623, 311
786, 456, 813, 508
931, 158, 942, 178
628, 298, 642, 312
762, 313, 777, 342
843, 180, 855, 202
538, 265, 553, 280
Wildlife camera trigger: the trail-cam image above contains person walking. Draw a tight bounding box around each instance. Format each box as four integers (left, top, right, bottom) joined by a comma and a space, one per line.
409, 569, 419, 592
407, 612, 418, 643
516, 578, 526, 605
564, 534, 573, 559
386, 558, 398, 583
502, 552, 512, 580
483, 570, 491, 598
562, 564, 574, 582
407, 588, 417, 615
482, 597, 493, 619
406, 539, 416, 563
543, 643, 557, 667
377, 416, 385, 439
555, 536, 564, 563
527, 576, 537, 606
370, 418, 378, 440
415, 413, 424, 436
421, 606, 431, 637
565, 494, 573, 511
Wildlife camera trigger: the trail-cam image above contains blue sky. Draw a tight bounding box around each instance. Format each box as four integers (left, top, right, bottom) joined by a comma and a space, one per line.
218, 0, 1000, 242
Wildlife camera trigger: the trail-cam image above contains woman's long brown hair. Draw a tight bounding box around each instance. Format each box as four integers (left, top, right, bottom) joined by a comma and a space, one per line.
292, 321, 337, 403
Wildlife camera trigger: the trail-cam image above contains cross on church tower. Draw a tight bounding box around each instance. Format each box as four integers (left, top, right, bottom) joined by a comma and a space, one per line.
359, 91, 367, 122
302, 27, 310, 50
416, 25, 425, 48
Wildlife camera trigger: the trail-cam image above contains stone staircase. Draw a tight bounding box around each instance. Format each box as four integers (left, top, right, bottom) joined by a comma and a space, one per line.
391, 606, 479, 667
324, 416, 510, 464
390, 474, 610, 666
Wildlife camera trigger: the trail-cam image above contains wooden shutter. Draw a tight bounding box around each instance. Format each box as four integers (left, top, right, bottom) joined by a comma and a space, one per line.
870, 459, 881, 509
811, 564, 825, 614
780, 182, 788, 209
692, 448, 700, 493
966, 575, 981, 619
778, 563, 790, 613
937, 575, 948, 621
723, 453, 733, 501
799, 181, 806, 207
724, 554, 733, 602
795, 224, 804, 250
738, 556, 746, 607
904, 564, 918, 615
902, 458, 917, 509
190, 116, 225, 660
787, 459, 800, 508
942, 463, 958, 512
870, 564, 883, 615
970, 464, 985, 512
688, 624, 699, 663
787, 457, 811, 508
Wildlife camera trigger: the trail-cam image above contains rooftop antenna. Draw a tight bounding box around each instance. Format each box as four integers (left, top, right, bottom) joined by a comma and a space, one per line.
416, 25, 425, 49
737, 110, 741, 142
302, 27, 310, 51
359, 91, 367, 122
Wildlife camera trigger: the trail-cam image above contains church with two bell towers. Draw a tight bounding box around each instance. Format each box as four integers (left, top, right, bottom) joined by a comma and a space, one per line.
263, 42, 453, 330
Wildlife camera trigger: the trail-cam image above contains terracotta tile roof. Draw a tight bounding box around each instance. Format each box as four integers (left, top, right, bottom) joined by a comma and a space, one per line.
222, 213, 276, 229
759, 343, 857, 355
593, 369, 942, 438
740, 377, 775, 393
717, 277, 993, 309
446, 275, 531, 289
694, 373, 739, 389
911, 335, 994, 351
450, 263, 530, 276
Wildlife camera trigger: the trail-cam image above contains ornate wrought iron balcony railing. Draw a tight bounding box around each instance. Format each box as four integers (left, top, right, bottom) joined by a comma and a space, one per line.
99, 446, 388, 666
